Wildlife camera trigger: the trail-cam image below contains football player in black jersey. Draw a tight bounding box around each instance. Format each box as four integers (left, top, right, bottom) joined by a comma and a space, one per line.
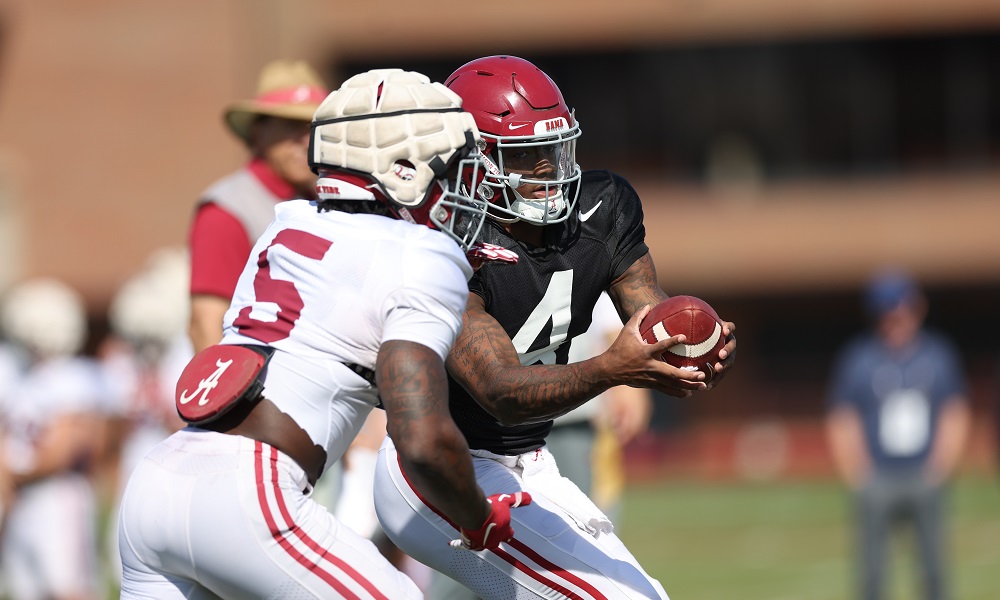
373, 56, 736, 600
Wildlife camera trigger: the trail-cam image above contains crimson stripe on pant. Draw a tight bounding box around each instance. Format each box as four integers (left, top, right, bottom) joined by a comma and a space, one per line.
255, 442, 389, 600
394, 453, 608, 600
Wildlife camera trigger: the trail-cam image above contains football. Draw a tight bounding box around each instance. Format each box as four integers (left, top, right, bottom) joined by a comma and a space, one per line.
639, 295, 726, 373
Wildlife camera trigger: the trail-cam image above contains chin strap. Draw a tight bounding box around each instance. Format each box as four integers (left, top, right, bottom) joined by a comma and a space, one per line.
509, 187, 566, 221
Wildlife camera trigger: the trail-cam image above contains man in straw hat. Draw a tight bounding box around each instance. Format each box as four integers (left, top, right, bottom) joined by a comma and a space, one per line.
188, 60, 329, 352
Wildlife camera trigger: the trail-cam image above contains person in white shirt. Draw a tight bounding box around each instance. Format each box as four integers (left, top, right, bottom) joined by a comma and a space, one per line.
0, 279, 107, 600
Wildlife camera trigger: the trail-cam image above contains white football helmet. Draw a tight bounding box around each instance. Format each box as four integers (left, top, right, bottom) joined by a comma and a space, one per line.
446, 56, 582, 225
1, 278, 87, 358
110, 247, 190, 347
309, 69, 490, 252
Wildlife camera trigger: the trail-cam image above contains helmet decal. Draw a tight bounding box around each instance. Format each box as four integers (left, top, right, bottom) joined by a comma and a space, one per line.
392, 161, 417, 182
537, 117, 569, 134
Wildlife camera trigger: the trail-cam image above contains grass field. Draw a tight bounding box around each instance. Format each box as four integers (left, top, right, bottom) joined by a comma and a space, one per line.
99, 476, 997, 599
616, 476, 1000, 600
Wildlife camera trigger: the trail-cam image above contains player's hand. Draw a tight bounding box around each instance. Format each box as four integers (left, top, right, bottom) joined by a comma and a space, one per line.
602, 305, 707, 398
450, 491, 532, 551
705, 322, 737, 388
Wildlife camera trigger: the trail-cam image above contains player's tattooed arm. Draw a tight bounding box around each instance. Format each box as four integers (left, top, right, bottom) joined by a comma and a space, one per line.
377, 340, 489, 531
610, 251, 737, 382
448, 291, 701, 424
607, 252, 669, 321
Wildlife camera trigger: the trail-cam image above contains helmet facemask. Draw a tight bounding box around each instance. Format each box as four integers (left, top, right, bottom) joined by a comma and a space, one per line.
476, 118, 581, 225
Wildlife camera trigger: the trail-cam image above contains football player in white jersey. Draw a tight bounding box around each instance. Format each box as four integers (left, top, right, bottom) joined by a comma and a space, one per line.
0, 279, 107, 600
118, 68, 526, 600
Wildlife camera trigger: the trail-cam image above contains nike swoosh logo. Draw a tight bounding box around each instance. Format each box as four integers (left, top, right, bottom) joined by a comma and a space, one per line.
653, 321, 723, 358
509, 123, 530, 130
579, 201, 602, 222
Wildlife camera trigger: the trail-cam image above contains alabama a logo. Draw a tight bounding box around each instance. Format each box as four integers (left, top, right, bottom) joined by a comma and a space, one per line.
178, 358, 234, 406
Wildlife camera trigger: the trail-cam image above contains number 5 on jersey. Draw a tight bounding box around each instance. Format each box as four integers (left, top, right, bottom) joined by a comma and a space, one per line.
233, 229, 334, 343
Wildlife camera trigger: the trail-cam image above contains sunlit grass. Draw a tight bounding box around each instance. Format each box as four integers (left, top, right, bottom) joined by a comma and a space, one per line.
617, 477, 1000, 600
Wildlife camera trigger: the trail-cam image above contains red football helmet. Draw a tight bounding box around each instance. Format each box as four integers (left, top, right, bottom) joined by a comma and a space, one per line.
447, 56, 582, 225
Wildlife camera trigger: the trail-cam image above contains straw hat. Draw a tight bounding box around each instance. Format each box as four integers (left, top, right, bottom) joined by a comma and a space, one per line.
223, 60, 329, 144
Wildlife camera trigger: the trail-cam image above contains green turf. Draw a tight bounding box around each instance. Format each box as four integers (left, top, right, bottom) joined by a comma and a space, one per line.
616, 476, 1000, 600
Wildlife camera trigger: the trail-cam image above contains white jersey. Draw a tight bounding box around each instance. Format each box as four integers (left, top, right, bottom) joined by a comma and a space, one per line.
1, 356, 106, 600
2, 356, 105, 474
120, 201, 457, 600
220, 199, 472, 473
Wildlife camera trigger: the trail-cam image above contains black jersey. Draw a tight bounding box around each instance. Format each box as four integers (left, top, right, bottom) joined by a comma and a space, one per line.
449, 170, 649, 455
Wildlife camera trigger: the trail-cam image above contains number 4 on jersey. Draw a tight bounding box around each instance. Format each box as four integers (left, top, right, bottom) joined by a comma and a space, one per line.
510, 270, 573, 365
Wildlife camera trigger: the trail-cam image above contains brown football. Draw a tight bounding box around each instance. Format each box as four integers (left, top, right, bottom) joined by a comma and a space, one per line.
639, 295, 725, 373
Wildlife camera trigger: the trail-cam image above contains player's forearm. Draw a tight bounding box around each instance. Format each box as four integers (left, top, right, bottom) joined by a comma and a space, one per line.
384, 400, 491, 530
451, 351, 617, 425
447, 300, 617, 424
607, 252, 670, 320
379, 340, 490, 530
394, 423, 490, 531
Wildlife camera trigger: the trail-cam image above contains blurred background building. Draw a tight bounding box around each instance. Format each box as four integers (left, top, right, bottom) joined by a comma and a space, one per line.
0, 0, 998, 481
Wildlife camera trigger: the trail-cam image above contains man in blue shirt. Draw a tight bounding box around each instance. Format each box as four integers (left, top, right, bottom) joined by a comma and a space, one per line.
825, 270, 970, 600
